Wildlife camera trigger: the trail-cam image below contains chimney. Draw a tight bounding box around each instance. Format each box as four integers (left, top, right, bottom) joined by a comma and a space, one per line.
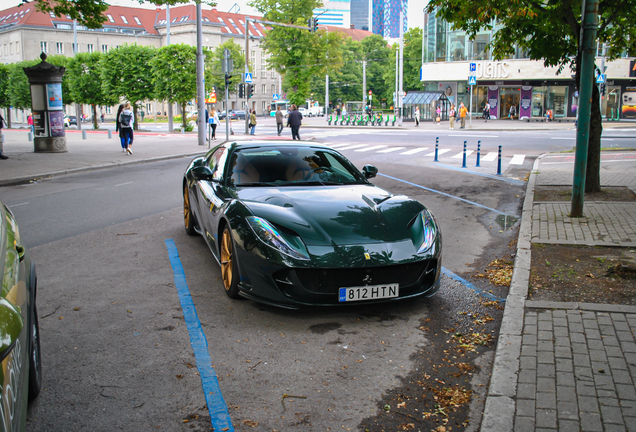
350, 24, 355, 29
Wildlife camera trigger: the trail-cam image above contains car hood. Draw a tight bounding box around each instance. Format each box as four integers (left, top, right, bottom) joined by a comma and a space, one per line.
236, 184, 426, 246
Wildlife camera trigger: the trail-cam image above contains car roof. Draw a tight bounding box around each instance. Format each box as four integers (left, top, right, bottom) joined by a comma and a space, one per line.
220, 140, 332, 153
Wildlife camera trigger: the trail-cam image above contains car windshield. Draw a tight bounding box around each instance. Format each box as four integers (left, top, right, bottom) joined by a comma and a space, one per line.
227, 146, 368, 187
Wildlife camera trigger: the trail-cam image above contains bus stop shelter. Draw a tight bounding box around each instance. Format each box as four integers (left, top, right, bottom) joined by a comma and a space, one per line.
404, 91, 450, 122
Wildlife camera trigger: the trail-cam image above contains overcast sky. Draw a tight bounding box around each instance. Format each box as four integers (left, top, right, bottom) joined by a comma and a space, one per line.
0, 0, 427, 30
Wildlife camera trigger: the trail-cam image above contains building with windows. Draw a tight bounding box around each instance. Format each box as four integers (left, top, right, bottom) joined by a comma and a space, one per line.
420, 8, 636, 121
0, 3, 280, 120
371, 0, 407, 38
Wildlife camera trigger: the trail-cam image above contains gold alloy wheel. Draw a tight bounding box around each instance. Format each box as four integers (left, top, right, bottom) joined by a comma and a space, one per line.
184, 188, 191, 229
220, 228, 233, 290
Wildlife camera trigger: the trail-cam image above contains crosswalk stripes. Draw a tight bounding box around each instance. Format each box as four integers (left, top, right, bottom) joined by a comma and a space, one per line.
452, 150, 474, 159
510, 154, 526, 165
425, 148, 451, 157
335, 144, 367, 151
400, 148, 428, 155
481, 152, 498, 162
377, 147, 406, 153
355, 145, 387, 152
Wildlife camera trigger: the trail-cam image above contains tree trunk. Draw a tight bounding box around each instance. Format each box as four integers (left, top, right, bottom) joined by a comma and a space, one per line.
4, 108, 11, 128
92, 104, 98, 130
181, 103, 187, 129
133, 105, 138, 131
586, 83, 602, 193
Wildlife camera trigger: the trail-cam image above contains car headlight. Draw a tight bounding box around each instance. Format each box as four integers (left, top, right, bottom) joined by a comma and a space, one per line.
247, 216, 310, 261
417, 210, 437, 253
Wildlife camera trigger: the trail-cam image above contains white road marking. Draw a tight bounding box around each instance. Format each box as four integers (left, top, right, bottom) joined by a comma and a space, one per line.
8, 202, 29, 207
425, 148, 451, 157
355, 145, 387, 152
377, 147, 406, 153
510, 154, 526, 165
448, 134, 499, 138
335, 144, 367, 151
482, 152, 498, 162
551, 137, 575, 140
452, 150, 474, 158
116, 182, 133, 187
400, 148, 429, 155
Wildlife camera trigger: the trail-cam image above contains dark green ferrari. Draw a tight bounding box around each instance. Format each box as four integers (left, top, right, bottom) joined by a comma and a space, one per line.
183, 141, 441, 309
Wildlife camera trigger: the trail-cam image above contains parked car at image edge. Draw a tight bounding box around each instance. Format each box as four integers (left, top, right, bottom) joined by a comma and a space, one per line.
0, 200, 42, 431
182, 141, 442, 309
63, 115, 77, 127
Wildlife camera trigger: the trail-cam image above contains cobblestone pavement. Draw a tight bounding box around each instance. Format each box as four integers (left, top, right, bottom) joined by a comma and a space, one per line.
515, 307, 636, 432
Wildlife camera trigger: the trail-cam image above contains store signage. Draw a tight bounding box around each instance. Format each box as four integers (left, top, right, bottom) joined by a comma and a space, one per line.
630, 60, 636, 77
476, 62, 509, 79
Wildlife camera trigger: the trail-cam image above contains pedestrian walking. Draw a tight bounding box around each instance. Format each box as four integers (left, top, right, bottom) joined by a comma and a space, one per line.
119, 103, 134, 155
484, 102, 491, 121
101, 112, 105, 123
435, 106, 441, 124
287, 104, 303, 141
449, 104, 456, 130
509, 104, 516, 119
414, 107, 420, 126
249, 109, 257, 135
0, 112, 7, 160
209, 108, 219, 141
115, 104, 126, 153
275, 106, 284, 136
459, 102, 468, 129
27, 114, 34, 133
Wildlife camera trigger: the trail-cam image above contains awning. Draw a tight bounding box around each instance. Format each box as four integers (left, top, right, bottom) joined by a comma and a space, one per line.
403, 91, 449, 105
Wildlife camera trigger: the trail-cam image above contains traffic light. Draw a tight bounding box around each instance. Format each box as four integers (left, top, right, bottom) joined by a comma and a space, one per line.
224, 73, 233, 88
238, 83, 245, 98
247, 84, 254, 98
312, 17, 318, 33
600, 83, 606, 96
309, 17, 315, 33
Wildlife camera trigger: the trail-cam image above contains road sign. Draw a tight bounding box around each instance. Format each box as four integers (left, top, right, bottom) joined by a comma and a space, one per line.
369, 90, 372, 95
245, 73, 253, 83
468, 76, 477, 85
272, 94, 279, 101
596, 74, 606, 84
223, 48, 230, 59
469, 63, 477, 72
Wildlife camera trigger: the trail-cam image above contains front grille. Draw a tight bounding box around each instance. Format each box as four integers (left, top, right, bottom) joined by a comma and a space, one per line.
274, 260, 436, 295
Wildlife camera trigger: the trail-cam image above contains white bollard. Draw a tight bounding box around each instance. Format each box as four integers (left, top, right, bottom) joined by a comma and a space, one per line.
108, 129, 112, 139
28, 132, 33, 141
82, 130, 87, 139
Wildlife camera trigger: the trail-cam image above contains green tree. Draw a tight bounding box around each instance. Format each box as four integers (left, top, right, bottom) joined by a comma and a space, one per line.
150, 43, 197, 129
25, 0, 216, 29
66, 52, 118, 129
7, 60, 38, 114
100, 44, 155, 130
207, 40, 243, 97
361, 35, 392, 108
0, 64, 10, 127
426, 0, 636, 193
403, 28, 423, 92
248, 0, 343, 106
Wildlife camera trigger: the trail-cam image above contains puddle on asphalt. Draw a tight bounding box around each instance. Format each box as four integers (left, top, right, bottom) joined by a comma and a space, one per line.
494, 214, 519, 230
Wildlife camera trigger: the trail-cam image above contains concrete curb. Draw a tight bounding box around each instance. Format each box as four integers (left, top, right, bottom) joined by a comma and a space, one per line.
480, 156, 541, 431
0, 151, 206, 187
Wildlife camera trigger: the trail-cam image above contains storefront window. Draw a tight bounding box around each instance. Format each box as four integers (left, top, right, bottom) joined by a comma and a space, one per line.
471, 33, 490, 60
500, 87, 520, 119
601, 86, 620, 120
471, 86, 488, 116
549, 86, 568, 117
532, 87, 546, 117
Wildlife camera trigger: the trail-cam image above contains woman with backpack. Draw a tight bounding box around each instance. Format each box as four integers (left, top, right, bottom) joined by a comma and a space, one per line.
119, 103, 134, 155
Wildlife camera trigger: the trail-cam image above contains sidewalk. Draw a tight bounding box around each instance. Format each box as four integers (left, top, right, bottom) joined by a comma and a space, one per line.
482, 153, 636, 431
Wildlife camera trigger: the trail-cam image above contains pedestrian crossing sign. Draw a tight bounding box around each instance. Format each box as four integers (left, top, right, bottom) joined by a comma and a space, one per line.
468, 76, 477, 85
245, 73, 253, 83
273, 94, 279, 100
596, 74, 606, 83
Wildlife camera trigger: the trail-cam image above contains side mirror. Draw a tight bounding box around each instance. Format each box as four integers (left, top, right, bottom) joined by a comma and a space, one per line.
362, 165, 378, 179
191, 166, 216, 181
0, 298, 24, 362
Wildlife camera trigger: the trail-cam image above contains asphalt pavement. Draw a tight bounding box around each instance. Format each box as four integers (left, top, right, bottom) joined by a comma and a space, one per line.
2, 117, 636, 431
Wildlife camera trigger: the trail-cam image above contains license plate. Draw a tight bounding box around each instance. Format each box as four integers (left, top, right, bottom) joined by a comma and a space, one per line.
338, 284, 399, 302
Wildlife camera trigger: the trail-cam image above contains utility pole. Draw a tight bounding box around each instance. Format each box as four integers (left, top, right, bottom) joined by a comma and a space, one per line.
325, 75, 329, 115
244, 17, 250, 135
362, 60, 367, 109
196, 3, 205, 146
223, 48, 233, 142
73, 19, 82, 131
167, 5, 173, 132
570, 0, 599, 217
398, 10, 404, 126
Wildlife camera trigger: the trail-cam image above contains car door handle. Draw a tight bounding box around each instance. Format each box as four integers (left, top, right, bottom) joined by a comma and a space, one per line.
15, 245, 25, 262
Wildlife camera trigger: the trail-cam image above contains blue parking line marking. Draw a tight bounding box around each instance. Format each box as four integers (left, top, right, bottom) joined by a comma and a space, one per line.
165, 239, 235, 432
378, 173, 516, 217
442, 267, 506, 303
433, 163, 527, 186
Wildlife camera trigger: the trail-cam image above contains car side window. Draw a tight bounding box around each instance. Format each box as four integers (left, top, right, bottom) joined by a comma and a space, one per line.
207, 147, 228, 181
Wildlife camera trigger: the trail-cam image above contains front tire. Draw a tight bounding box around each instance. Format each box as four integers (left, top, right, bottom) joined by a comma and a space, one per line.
28, 301, 42, 403
183, 186, 197, 236
220, 226, 240, 299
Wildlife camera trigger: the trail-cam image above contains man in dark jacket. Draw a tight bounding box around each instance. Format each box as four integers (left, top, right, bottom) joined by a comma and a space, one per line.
286, 104, 303, 140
